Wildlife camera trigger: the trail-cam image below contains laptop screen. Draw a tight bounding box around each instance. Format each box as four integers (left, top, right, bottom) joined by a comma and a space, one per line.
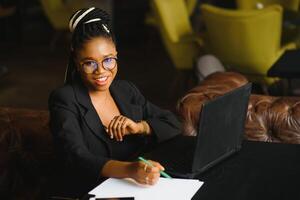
192, 83, 251, 173
142, 83, 251, 178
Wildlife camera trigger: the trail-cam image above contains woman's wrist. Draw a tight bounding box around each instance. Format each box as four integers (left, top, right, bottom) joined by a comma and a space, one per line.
138, 120, 151, 135
101, 160, 132, 178
101, 160, 143, 181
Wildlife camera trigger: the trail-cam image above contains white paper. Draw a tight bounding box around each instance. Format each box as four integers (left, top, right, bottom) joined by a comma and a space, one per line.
89, 177, 204, 200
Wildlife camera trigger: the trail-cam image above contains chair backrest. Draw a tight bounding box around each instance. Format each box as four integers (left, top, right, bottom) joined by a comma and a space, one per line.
151, 0, 200, 70
236, 0, 300, 11
152, 0, 193, 43
201, 4, 283, 78
185, 0, 198, 16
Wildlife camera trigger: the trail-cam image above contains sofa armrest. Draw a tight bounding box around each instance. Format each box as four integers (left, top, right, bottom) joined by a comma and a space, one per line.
177, 72, 300, 144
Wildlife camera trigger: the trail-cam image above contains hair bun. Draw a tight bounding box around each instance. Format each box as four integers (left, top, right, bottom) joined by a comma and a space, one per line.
93, 8, 110, 24
69, 7, 111, 32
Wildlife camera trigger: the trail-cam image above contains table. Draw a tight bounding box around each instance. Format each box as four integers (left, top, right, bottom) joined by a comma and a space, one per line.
83, 140, 300, 200
193, 140, 300, 200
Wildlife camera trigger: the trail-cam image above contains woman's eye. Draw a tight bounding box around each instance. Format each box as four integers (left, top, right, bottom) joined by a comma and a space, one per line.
84, 61, 94, 66
104, 57, 114, 63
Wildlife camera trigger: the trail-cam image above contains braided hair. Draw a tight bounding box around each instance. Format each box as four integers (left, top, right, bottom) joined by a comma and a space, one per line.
65, 7, 116, 84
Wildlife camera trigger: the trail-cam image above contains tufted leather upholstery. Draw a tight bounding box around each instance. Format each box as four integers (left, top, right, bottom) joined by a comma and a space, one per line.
0, 107, 59, 199
177, 72, 300, 144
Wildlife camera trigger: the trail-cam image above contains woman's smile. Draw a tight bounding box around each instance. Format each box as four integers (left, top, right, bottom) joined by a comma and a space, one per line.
94, 75, 109, 86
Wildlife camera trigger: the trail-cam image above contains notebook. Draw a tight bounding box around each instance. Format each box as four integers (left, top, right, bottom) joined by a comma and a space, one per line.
143, 83, 252, 178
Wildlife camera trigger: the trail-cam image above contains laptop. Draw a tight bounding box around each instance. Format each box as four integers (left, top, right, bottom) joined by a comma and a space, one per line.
143, 83, 252, 178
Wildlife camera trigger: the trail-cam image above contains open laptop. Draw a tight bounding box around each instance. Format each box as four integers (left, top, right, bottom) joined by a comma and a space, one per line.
143, 83, 252, 178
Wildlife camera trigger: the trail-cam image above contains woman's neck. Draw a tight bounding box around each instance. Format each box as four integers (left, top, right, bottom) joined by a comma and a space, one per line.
89, 89, 110, 100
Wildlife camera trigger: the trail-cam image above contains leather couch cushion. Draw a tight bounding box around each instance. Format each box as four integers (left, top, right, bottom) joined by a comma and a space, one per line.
0, 107, 55, 199
177, 72, 300, 144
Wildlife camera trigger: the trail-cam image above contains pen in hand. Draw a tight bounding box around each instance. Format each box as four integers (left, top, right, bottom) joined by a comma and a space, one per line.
138, 156, 172, 179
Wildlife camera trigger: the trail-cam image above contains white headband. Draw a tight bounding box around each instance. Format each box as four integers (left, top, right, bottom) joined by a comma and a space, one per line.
69, 10, 81, 31
85, 18, 110, 33
102, 24, 110, 33
84, 18, 101, 24
69, 7, 110, 34
69, 7, 95, 32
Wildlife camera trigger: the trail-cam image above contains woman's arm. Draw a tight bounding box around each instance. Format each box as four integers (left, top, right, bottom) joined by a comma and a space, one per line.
101, 160, 164, 185
106, 81, 181, 142
106, 116, 151, 141
128, 81, 182, 142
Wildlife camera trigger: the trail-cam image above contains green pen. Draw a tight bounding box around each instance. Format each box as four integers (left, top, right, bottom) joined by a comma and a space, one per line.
138, 156, 172, 179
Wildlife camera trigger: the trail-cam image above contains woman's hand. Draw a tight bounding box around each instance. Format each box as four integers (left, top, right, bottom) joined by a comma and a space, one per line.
106, 115, 150, 141
101, 160, 164, 186
128, 160, 164, 185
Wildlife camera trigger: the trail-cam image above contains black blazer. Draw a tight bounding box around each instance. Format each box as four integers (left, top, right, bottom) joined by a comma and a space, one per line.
48, 76, 181, 192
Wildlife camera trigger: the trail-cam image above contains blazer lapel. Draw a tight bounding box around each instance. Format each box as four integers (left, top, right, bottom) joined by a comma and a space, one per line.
72, 78, 111, 147
110, 81, 143, 122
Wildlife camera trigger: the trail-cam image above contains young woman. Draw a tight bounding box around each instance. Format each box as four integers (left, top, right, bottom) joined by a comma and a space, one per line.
48, 7, 181, 196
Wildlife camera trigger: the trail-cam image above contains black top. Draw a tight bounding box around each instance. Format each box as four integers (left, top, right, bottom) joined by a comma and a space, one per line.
48, 76, 181, 196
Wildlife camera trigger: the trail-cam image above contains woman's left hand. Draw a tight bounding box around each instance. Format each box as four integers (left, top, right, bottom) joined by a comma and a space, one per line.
106, 115, 145, 141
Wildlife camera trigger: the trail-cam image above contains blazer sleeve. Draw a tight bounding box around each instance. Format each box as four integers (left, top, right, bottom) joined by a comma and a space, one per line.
127, 82, 181, 142
48, 87, 110, 181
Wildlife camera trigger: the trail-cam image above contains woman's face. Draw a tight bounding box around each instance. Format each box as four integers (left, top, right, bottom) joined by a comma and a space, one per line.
76, 37, 118, 92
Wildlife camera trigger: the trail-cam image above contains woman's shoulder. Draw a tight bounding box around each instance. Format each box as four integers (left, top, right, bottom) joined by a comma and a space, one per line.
51, 84, 74, 98
48, 84, 76, 105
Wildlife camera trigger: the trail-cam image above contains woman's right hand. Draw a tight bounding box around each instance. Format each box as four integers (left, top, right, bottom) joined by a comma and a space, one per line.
128, 160, 164, 185
106, 115, 149, 141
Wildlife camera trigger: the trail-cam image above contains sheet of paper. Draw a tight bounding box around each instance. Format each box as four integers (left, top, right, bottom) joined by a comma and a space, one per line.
89, 177, 204, 200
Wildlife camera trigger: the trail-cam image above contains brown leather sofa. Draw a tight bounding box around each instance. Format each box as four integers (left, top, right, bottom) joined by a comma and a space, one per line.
177, 72, 300, 144
0, 107, 59, 199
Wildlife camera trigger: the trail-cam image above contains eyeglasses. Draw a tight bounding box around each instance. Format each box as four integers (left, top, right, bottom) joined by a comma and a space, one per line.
80, 57, 118, 74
